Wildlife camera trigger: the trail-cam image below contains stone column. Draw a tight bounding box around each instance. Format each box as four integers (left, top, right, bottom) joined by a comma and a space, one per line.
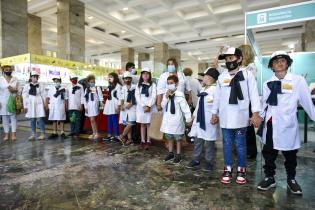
57, 0, 85, 62
154, 42, 169, 76
138, 52, 150, 68
28, 14, 42, 55
198, 63, 208, 74
0, 0, 28, 58
168, 48, 181, 66
121, 47, 135, 71
302, 20, 315, 51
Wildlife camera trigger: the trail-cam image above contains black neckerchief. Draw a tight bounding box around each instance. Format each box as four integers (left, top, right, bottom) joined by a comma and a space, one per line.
229, 71, 245, 104
29, 83, 39, 96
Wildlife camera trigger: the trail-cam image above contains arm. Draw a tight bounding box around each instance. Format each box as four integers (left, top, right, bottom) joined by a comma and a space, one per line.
179, 96, 192, 123
148, 83, 157, 107
64, 88, 69, 111
22, 85, 29, 110
97, 87, 103, 102
247, 71, 262, 127
156, 74, 166, 109
161, 93, 168, 109
211, 82, 221, 124
298, 77, 315, 121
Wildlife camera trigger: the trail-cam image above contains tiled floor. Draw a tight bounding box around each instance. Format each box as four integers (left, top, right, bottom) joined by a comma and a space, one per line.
0, 128, 315, 210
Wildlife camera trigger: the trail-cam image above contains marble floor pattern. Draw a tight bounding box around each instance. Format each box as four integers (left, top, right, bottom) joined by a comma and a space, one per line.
0, 130, 315, 210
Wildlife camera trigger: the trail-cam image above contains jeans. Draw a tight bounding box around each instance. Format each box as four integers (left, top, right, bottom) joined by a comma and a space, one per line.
30, 118, 45, 134
222, 127, 247, 168
107, 114, 119, 136
69, 110, 82, 135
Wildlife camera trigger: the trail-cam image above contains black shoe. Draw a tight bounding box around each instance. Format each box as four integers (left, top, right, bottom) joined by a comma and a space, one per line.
103, 137, 112, 142
60, 133, 67, 139
164, 152, 174, 162
48, 133, 58, 139
257, 177, 276, 191
67, 133, 75, 137
203, 162, 213, 172
287, 179, 303, 195
247, 154, 257, 160
173, 154, 182, 164
186, 160, 200, 169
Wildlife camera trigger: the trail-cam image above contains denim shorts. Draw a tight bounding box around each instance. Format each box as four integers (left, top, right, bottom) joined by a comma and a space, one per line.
164, 133, 184, 141
122, 120, 136, 126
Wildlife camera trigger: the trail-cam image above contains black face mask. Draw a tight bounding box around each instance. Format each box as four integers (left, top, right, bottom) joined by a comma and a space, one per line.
4, 71, 12, 76
226, 60, 240, 71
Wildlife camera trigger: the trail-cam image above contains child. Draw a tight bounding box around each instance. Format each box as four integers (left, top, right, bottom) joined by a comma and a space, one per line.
135, 67, 157, 150
22, 71, 46, 140
68, 75, 84, 138
118, 71, 137, 146
103, 72, 121, 142
45, 76, 68, 139
211, 47, 261, 184
257, 51, 315, 195
161, 75, 192, 164
186, 68, 220, 171
84, 74, 103, 139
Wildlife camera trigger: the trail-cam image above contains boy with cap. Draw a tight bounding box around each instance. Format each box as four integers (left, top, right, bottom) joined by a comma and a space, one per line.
257, 51, 315, 195
161, 75, 192, 164
211, 47, 261, 184
45, 76, 68, 139
67, 76, 84, 138
118, 71, 137, 146
186, 68, 220, 172
22, 71, 46, 140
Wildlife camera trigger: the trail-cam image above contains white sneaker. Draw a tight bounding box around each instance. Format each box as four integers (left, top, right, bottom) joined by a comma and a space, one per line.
28, 135, 36, 141
38, 134, 45, 140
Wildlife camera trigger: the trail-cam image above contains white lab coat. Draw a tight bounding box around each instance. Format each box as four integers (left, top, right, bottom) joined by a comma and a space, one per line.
0, 76, 19, 116
135, 82, 157, 124
103, 84, 121, 115
189, 85, 219, 141
160, 90, 192, 135
119, 84, 137, 124
84, 86, 103, 117
242, 63, 257, 78
212, 68, 261, 129
47, 86, 68, 121
68, 84, 84, 110
261, 73, 315, 151
22, 82, 46, 118
185, 76, 202, 108
157, 72, 191, 95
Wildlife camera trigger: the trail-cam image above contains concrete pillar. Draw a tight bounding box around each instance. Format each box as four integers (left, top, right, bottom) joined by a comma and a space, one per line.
57, 0, 85, 62
168, 48, 181, 66
302, 20, 315, 51
121, 47, 135, 71
198, 63, 208, 74
28, 14, 42, 55
0, 0, 28, 58
154, 42, 169, 75
138, 52, 150, 68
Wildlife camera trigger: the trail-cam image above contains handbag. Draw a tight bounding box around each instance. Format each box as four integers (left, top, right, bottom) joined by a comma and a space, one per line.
7, 94, 16, 114
148, 112, 164, 141
15, 94, 23, 114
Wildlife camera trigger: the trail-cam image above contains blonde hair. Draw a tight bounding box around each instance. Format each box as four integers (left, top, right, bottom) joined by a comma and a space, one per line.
238, 45, 254, 67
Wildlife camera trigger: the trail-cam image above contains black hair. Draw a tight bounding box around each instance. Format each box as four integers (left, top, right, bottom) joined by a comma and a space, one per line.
167, 75, 179, 84
108, 72, 121, 87
138, 71, 152, 87
126, 62, 135, 70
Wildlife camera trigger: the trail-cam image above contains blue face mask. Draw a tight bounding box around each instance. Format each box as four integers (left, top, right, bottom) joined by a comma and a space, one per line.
89, 83, 95, 87
167, 65, 176, 73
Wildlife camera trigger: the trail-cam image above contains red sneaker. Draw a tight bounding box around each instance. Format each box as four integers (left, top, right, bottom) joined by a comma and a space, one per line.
221, 166, 233, 184
236, 167, 247, 185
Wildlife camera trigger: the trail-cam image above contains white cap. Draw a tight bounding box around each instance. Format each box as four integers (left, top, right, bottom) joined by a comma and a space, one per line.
123, 71, 132, 78
141, 67, 151, 73
268, 50, 292, 68
30, 71, 39, 76
218, 47, 242, 60
270, 50, 289, 59
52, 76, 61, 81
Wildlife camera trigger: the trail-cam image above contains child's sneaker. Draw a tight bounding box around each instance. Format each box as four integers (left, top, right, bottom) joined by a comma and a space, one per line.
38, 134, 45, 140
186, 160, 200, 169
60, 133, 67, 139
236, 167, 247, 185
48, 133, 58, 139
257, 177, 276, 191
287, 179, 303, 195
203, 162, 213, 172
164, 152, 174, 162
221, 166, 233, 184
28, 135, 36, 141
173, 154, 182, 164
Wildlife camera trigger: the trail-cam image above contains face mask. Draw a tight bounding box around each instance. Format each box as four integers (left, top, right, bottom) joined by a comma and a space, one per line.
130, 68, 136, 75
226, 60, 240, 71
55, 82, 61, 88
167, 84, 177, 92
71, 80, 78, 85
167, 65, 176, 73
4, 71, 12, 76
142, 74, 150, 81
108, 78, 114, 83
89, 83, 95, 87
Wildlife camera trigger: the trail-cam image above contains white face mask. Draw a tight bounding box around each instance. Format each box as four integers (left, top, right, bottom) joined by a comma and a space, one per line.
130, 68, 136, 75
167, 84, 177, 91
55, 82, 61, 88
